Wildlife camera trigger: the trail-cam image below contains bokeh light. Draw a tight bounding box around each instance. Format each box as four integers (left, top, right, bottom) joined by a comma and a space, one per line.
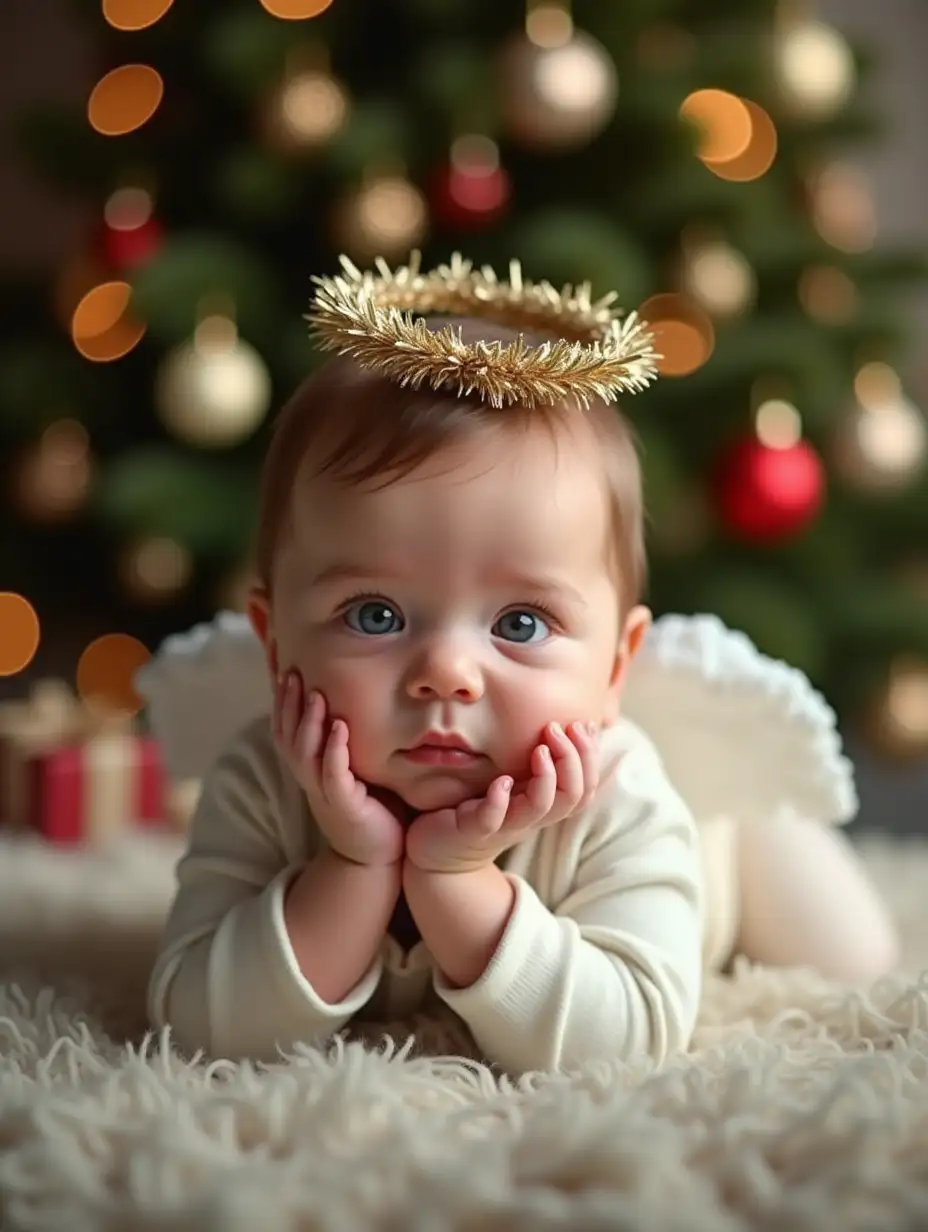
102, 0, 175, 31
70, 280, 146, 362
88, 65, 164, 136
14, 420, 94, 523
704, 100, 777, 182
0, 594, 41, 677
810, 163, 876, 252
756, 399, 803, 449
259, 0, 334, 18
76, 633, 151, 715
798, 265, 858, 323
638, 293, 715, 377
104, 186, 154, 231
526, 3, 574, 50
679, 89, 753, 165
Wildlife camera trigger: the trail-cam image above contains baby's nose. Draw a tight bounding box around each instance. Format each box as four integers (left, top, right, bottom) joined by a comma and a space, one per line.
406, 636, 483, 700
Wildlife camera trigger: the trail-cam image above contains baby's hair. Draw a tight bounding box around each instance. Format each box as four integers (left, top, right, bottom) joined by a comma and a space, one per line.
254, 316, 646, 613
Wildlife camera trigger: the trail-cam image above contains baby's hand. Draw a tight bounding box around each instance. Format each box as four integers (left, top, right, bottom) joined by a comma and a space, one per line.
274, 673, 405, 868
405, 721, 600, 875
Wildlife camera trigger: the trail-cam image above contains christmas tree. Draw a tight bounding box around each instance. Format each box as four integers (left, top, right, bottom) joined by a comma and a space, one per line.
3, 0, 928, 756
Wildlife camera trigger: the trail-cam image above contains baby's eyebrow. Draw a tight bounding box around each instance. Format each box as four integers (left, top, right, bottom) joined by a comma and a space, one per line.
308, 562, 589, 608
309, 562, 386, 588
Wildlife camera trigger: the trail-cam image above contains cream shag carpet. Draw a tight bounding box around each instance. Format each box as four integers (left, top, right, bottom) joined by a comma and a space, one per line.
2, 830, 928, 1231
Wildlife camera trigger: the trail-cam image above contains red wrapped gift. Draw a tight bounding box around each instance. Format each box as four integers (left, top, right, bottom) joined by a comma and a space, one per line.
16, 722, 165, 844
1, 682, 167, 843
0, 681, 89, 825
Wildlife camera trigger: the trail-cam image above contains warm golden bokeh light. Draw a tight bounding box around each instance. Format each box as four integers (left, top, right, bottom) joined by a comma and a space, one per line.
71, 280, 146, 362
102, 0, 175, 31
76, 633, 151, 715
704, 100, 777, 182
104, 186, 154, 231
755, 399, 803, 449
0, 593, 41, 677
798, 265, 858, 323
259, 0, 334, 18
638, 293, 715, 377
88, 65, 164, 136
680, 89, 753, 164
811, 163, 877, 252
526, 2, 573, 49
14, 421, 94, 523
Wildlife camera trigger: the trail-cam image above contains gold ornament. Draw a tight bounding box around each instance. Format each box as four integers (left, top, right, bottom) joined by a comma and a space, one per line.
332, 175, 429, 264
119, 536, 193, 604
307, 251, 660, 410
773, 12, 855, 119
866, 658, 928, 760
497, 24, 618, 151
681, 236, 756, 318
12, 420, 93, 523
831, 363, 927, 493
155, 315, 272, 447
264, 66, 349, 154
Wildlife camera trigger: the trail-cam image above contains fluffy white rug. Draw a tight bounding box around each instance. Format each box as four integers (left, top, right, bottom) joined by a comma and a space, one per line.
1, 829, 928, 1231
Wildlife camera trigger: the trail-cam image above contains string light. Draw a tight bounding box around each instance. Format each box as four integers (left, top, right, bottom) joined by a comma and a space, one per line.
0, 593, 41, 677
704, 100, 777, 182
70, 280, 146, 362
680, 89, 753, 164
102, 0, 175, 31
258, 0, 334, 18
756, 399, 803, 449
638, 293, 715, 377
87, 65, 164, 137
76, 633, 151, 715
526, 1, 573, 49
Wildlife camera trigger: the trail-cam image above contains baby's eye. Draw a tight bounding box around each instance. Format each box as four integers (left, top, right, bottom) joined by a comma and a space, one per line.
493, 609, 551, 644
343, 600, 404, 636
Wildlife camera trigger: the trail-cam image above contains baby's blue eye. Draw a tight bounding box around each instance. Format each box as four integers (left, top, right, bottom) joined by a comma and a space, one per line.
493, 610, 550, 644
344, 600, 404, 636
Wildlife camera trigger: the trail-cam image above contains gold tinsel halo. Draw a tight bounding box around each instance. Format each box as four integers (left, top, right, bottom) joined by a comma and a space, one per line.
306, 251, 661, 409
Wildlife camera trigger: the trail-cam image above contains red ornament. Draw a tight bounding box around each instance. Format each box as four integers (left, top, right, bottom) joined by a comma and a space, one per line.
713, 434, 825, 541
100, 215, 164, 270
430, 160, 511, 230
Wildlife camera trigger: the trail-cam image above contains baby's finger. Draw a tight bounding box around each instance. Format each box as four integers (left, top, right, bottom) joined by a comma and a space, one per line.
277, 672, 302, 747
520, 744, 558, 817
294, 688, 326, 766
319, 717, 353, 806
547, 721, 585, 811
460, 777, 512, 837
569, 721, 601, 810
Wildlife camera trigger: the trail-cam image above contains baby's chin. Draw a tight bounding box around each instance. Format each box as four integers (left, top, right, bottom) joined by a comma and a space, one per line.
383, 770, 490, 814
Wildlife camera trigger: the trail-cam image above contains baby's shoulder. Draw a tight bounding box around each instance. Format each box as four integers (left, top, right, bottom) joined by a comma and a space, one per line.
196, 714, 312, 850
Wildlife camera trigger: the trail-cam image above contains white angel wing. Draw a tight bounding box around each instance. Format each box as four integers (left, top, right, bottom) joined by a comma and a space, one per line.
623, 613, 858, 827
134, 611, 271, 783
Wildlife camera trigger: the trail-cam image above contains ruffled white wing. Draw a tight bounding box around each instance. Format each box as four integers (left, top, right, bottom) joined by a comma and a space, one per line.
623, 613, 857, 827
135, 611, 271, 783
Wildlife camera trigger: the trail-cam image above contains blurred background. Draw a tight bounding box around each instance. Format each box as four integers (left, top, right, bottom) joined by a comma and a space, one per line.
2, 0, 928, 833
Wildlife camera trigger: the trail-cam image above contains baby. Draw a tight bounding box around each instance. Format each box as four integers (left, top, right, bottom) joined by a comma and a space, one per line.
149, 259, 898, 1074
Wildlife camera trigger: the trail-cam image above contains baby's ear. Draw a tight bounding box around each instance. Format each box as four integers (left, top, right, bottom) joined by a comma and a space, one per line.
246, 586, 279, 678
604, 605, 652, 722
623, 605, 652, 662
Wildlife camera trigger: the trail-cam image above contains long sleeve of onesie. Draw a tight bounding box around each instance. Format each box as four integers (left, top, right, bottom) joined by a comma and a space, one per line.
148, 726, 383, 1061
433, 730, 705, 1074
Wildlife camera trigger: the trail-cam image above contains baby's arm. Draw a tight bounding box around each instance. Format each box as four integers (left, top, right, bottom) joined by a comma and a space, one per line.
148, 723, 394, 1062
432, 735, 704, 1074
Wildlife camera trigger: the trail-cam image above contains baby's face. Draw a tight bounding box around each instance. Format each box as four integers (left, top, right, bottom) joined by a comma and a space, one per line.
265, 421, 647, 812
